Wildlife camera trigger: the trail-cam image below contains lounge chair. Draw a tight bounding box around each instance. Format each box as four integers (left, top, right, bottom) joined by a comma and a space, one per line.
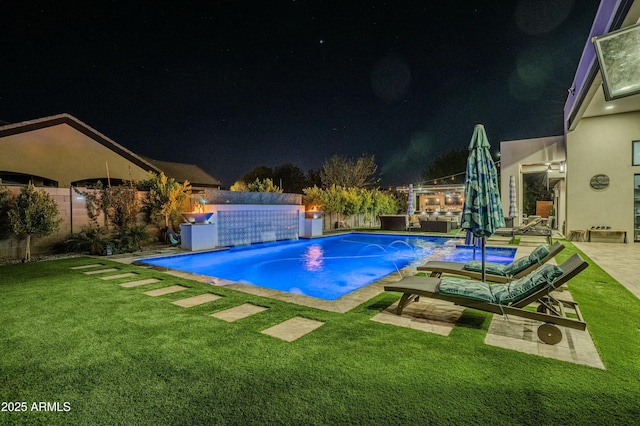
417, 242, 565, 283
494, 217, 552, 244
384, 253, 588, 345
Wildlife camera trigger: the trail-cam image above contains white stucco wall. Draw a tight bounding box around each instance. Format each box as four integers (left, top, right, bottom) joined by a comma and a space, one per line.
566, 110, 640, 239
500, 135, 566, 228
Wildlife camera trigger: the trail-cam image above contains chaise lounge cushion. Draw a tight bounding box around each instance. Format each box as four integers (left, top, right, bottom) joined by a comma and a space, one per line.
502, 256, 534, 277
491, 264, 563, 305
437, 278, 495, 302
463, 260, 506, 276
462, 244, 551, 277
528, 244, 551, 263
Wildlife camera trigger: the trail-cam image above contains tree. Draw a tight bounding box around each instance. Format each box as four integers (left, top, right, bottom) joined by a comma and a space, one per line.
302, 185, 324, 210
239, 166, 273, 184
0, 184, 12, 240
8, 184, 62, 261
273, 163, 308, 193
422, 147, 468, 184
74, 181, 110, 229
247, 178, 283, 193
320, 154, 379, 188
143, 172, 191, 236
230, 180, 249, 192
306, 168, 322, 188
105, 180, 139, 232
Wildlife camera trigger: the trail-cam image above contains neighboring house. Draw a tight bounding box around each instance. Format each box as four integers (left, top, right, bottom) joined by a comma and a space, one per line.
142, 157, 221, 190
500, 0, 640, 243
0, 113, 221, 190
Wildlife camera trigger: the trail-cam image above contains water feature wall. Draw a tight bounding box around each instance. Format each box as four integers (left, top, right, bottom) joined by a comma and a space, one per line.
202, 204, 306, 247
216, 207, 301, 246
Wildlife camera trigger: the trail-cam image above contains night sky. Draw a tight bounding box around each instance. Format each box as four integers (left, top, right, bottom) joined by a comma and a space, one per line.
2, 1, 601, 187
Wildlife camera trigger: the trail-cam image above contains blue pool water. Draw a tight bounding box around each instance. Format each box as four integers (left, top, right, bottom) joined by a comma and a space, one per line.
141, 233, 515, 301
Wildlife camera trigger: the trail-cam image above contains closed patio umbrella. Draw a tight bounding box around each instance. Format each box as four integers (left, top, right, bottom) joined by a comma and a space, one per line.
508, 175, 518, 222
460, 124, 506, 281
407, 183, 415, 231
464, 230, 481, 260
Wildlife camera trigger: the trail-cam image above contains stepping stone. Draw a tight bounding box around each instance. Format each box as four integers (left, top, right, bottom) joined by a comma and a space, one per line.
261, 317, 324, 342
71, 264, 104, 270
370, 299, 463, 337
84, 268, 118, 275
100, 273, 138, 280
211, 303, 268, 322
172, 293, 221, 308
120, 278, 161, 288
144, 285, 188, 297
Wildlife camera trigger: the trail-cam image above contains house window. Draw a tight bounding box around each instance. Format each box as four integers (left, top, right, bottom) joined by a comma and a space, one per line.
634, 141, 640, 166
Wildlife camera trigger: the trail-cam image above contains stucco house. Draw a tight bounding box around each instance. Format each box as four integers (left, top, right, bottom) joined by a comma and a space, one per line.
500, 0, 640, 243
0, 113, 221, 190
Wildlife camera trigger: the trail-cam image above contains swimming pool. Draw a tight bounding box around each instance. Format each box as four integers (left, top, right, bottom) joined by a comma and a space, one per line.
140, 233, 515, 301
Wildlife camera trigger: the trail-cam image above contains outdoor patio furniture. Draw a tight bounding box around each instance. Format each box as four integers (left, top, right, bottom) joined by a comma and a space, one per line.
379, 215, 408, 231
384, 253, 589, 345
568, 230, 587, 242
416, 241, 565, 283
494, 217, 552, 244
587, 229, 627, 243
419, 219, 451, 233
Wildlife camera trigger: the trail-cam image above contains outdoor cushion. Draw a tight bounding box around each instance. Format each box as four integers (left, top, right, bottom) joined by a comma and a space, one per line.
463, 244, 552, 278
528, 244, 551, 264
491, 264, 563, 305
502, 256, 534, 277
437, 278, 495, 302
463, 260, 506, 276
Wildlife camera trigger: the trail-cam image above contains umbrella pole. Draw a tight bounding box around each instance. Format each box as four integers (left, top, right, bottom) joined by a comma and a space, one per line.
481, 237, 486, 282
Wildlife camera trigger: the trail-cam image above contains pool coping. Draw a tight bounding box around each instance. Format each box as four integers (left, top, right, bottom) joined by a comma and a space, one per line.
133, 260, 417, 313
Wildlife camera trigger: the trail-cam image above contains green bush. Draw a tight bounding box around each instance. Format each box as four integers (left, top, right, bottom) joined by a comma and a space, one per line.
60, 226, 113, 256
60, 224, 151, 255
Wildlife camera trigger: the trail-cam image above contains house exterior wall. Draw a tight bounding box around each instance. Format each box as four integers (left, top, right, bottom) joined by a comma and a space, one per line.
500, 135, 566, 228
0, 123, 152, 186
566, 110, 640, 237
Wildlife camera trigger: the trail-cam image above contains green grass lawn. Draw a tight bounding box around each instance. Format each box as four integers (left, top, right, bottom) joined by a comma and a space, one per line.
1, 242, 639, 425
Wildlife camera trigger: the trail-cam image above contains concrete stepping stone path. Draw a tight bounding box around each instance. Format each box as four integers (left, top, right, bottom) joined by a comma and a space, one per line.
370, 299, 464, 337
261, 317, 324, 342
144, 285, 188, 297
100, 273, 138, 280
83, 268, 119, 275
211, 303, 268, 322
70, 264, 104, 270
172, 293, 221, 308
120, 278, 162, 288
